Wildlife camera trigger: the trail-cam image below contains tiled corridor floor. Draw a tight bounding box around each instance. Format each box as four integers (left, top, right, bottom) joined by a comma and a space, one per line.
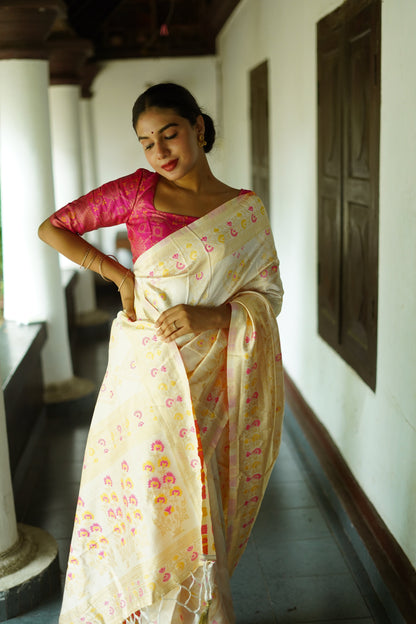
9, 287, 398, 623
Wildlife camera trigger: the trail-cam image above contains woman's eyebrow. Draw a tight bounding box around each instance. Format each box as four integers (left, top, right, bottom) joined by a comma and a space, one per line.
138, 122, 179, 141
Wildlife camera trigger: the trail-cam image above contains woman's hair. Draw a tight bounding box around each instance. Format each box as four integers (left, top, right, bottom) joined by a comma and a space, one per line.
132, 82, 215, 153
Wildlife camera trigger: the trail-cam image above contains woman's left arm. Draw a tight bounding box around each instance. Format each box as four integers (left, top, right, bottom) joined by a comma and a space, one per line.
38, 218, 136, 321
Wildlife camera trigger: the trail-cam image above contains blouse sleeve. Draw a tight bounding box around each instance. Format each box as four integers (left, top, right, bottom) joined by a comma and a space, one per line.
49, 169, 144, 234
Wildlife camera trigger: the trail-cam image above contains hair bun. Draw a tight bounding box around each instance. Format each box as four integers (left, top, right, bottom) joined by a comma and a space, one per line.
201, 113, 215, 153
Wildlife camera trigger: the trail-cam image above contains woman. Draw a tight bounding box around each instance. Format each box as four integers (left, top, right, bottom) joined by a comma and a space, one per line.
38, 83, 284, 624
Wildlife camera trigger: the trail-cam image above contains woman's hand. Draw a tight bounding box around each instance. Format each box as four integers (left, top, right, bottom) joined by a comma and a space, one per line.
155, 303, 231, 342
119, 271, 136, 321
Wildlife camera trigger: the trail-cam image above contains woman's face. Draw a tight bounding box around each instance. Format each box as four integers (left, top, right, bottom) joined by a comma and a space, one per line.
135, 107, 204, 181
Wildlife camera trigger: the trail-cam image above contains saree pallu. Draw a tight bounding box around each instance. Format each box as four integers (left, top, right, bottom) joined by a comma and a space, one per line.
59, 192, 284, 624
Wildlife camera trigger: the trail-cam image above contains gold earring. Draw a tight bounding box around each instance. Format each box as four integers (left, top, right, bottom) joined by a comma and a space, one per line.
198, 133, 207, 148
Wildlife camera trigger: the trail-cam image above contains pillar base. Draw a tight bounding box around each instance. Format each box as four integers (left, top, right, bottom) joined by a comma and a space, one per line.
44, 375, 95, 405
0, 524, 60, 621
0, 528, 36, 578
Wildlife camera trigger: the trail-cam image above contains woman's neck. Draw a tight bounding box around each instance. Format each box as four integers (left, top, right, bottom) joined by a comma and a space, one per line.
167, 158, 219, 195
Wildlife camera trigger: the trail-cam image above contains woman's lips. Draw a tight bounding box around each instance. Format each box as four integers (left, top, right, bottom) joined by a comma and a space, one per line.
161, 159, 178, 172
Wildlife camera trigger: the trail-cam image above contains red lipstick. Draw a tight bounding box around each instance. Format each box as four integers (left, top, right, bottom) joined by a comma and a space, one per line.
161, 159, 178, 172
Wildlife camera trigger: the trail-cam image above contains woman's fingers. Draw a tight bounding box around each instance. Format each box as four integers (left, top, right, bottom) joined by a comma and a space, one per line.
120, 273, 136, 321
155, 307, 185, 341
122, 302, 136, 322
155, 304, 231, 342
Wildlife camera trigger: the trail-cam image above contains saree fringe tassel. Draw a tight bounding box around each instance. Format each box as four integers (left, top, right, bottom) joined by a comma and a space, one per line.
124, 561, 214, 623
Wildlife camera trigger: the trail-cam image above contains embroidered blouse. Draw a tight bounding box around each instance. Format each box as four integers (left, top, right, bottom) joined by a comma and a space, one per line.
50, 169, 199, 263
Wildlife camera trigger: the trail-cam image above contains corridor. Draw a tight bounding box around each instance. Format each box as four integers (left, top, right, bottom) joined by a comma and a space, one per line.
9, 285, 398, 624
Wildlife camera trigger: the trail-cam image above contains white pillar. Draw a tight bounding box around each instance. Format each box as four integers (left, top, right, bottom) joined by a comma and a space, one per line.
49, 85, 84, 209
80, 96, 98, 194
49, 84, 98, 316
80, 95, 101, 248
0, 59, 73, 384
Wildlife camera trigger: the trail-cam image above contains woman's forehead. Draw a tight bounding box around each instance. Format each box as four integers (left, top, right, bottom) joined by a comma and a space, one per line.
136, 107, 183, 133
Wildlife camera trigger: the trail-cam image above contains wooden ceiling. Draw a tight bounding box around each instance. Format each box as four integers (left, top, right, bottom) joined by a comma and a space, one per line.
62, 0, 240, 60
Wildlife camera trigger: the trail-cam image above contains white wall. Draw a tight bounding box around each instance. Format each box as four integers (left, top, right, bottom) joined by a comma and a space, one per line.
88, 56, 220, 255
218, 0, 416, 568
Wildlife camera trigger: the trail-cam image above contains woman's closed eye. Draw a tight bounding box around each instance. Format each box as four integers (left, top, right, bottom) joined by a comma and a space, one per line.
143, 133, 177, 151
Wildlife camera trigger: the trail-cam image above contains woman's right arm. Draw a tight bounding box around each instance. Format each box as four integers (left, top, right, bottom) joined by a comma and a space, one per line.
38, 218, 136, 321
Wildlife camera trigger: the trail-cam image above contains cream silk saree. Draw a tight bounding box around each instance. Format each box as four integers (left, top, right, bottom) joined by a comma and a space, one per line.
59, 192, 284, 624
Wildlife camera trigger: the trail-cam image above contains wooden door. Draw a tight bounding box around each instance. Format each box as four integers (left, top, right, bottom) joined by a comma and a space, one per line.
317, 0, 380, 389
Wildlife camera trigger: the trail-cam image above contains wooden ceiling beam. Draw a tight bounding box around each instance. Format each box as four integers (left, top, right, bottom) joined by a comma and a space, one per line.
204, 0, 240, 35
62, 0, 240, 60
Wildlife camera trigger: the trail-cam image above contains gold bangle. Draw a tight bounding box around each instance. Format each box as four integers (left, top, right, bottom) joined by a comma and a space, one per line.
99, 255, 111, 282
84, 252, 96, 270
118, 270, 132, 292
79, 249, 90, 269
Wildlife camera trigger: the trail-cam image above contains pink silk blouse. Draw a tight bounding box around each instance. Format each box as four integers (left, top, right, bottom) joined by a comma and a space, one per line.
50, 169, 200, 264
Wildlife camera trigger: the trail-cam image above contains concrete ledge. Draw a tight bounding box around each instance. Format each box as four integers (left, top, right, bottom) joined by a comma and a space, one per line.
0, 322, 47, 477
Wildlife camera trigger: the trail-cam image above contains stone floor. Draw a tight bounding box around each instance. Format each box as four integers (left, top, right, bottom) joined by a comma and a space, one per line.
8, 287, 402, 624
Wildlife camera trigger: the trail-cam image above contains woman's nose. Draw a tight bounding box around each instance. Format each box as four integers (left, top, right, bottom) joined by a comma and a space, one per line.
155, 140, 169, 159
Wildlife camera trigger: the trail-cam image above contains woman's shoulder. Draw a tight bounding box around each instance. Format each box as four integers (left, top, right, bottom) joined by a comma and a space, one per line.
235, 190, 270, 214
115, 167, 156, 186
213, 178, 255, 199
107, 168, 158, 201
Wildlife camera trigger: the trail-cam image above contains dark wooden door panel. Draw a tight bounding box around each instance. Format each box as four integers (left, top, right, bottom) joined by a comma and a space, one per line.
318, 196, 341, 338
348, 32, 371, 180
344, 200, 371, 350
317, 14, 343, 343
342, 0, 379, 388
250, 60, 270, 209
